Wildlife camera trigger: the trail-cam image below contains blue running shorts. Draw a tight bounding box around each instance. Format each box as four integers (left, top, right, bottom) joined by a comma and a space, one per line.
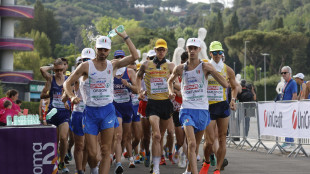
83, 103, 119, 135
71, 111, 84, 136
47, 108, 70, 127
179, 109, 210, 133
132, 104, 140, 122
114, 102, 134, 123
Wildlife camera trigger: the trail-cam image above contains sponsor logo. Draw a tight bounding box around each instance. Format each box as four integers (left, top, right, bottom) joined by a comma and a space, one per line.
263, 110, 283, 128
151, 78, 163, 83
293, 110, 310, 130
33, 142, 57, 174
184, 84, 198, 90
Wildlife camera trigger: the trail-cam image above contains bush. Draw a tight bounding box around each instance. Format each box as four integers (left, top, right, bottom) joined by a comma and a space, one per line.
254, 75, 279, 101
21, 101, 40, 115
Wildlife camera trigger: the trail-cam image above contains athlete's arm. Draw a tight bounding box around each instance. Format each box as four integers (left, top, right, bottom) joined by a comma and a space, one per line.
63, 62, 88, 104
39, 99, 43, 121
125, 68, 138, 94
168, 65, 182, 100
300, 83, 307, 99
40, 65, 53, 81
227, 66, 238, 110
40, 79, 51, 99
204, 63, 228, 88
113, 31, 139, 69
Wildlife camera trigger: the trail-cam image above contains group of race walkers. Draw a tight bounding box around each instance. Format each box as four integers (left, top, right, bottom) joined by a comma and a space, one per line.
39, 28, 241, 174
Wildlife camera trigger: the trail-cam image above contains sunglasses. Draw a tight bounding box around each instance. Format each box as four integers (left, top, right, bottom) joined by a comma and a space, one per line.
156, 48, 166, 52
115, 55, 124, 59
149, 56, 155, 60
54, 69, 63, 72
212, 51, 224, 56
82, 58, 91, 62
281, 72, 288, 75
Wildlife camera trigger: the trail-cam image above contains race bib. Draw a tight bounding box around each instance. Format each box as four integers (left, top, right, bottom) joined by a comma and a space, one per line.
183, 83, 204, 102
90, 77, 112, 102
131, 93, 139, 106
207, 85, 224, 101
52, 92, 65, 109
114, 89, 130, 103
150, 77, 168, 94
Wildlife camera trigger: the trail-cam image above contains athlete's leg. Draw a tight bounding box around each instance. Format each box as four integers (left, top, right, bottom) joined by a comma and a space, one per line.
58, 122, 69, 163
142, 117, 151, 154
99, 127, 115, 174
215, 117, 229, 171
165, 118, 174, 157
132, 120, 142, 153
203, 120, 216, 163
123, 122, 133, 158
114, 117, 123, 163
74, 134, 84, 171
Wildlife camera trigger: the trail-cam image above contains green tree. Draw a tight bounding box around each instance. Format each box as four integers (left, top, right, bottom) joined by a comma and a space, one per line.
225, 30, 282, 81
17, 0, 61, 52
22, 30, 52, 58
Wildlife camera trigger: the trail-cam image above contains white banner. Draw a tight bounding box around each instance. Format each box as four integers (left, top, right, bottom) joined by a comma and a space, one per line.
258, 101, 310, 138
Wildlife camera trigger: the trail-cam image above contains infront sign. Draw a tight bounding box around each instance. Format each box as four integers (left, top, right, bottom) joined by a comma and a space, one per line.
258, 101, 310, 138
0, 126, 58, 173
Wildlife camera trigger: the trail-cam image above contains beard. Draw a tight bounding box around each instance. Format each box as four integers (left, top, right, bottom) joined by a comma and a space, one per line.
97, 53, 109, 61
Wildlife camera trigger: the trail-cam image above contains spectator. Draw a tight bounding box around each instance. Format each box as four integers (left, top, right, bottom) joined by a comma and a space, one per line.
293, 73, 307, 100
280, 66, 297, 148
0, 89, 21, 116
237, 80, 256, 137
0, 100, 13, 126
15, 99, 22, 112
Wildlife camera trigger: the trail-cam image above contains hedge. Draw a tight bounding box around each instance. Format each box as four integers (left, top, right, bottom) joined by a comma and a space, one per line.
21, 101, 40, 115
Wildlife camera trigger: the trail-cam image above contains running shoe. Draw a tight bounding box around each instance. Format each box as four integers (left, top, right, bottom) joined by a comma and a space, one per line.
144, 154, 151, 167
58, 162, 69, 173
213, 169, 220, 174
172, 150, 179, 164
182, 171, 191, 174
140, 151, 145, 161
199, 162, 210, 174
134, 154, 141, 164
75, 170, 84, 174
168, 153, 175, 164
114, 163, 123, 174
64, 154, 70, 164
178, 152, 187, 168
210, 154, 216, 166
129, 157, 136, 168
123, 152, 129, 158
220, 159, 228, 171
159, 155, 166, 165
152, 169, 160, 174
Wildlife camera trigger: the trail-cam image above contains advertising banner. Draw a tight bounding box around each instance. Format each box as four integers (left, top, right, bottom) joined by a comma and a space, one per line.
258, 101, 310, 138
0, 126, 58, 174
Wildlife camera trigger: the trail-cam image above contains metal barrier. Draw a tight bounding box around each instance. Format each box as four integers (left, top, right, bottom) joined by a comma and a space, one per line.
227, 100, 310, 158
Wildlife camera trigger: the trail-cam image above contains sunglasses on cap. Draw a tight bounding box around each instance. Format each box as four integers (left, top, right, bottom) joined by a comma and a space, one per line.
212, 51, 224, 56
82, 58, 91, 62
115, 55, 125, 59
281, 72, 288, 75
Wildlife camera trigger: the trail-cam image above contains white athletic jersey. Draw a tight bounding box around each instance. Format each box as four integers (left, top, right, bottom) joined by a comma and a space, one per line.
73, 77, 85, 112
141, 78, 148, 101
181, 62, 209, 110
81, 60, 114, 107
131, 93, 139, 106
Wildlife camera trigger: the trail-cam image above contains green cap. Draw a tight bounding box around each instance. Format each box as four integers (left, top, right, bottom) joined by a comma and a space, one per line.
209, 41, 224, 51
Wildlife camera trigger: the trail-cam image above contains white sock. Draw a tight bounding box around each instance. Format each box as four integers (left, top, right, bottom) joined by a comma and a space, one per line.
153, 156, 161, 171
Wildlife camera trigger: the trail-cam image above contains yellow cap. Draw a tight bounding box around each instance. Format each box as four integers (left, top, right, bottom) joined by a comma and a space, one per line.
209, 41, 224, 51
202, 59, 209, 63
66, 71, 71, 76
136, 63, 141, 70
155, 39, 167, 49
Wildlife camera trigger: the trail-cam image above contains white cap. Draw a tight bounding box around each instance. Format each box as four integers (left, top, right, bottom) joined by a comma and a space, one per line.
96, 36, 111, 49
186, 38, 201, 48
293, 73, 304, 79
147, 50, 156, 57
76, 56, 81, 64
81, 48, 96, 59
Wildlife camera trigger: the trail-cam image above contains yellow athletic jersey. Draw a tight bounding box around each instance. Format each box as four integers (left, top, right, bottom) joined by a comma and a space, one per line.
144, 61, 170, 100
207, 64, 228, 104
